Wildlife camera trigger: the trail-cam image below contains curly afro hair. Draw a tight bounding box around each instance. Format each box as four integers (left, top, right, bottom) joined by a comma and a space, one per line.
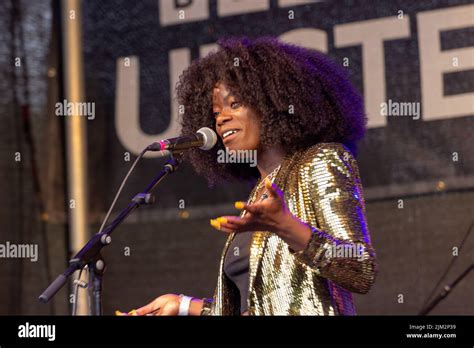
176, 37, 366, 186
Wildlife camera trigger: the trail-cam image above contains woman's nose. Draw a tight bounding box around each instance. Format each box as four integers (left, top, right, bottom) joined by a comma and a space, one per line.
216, 111, 232, 127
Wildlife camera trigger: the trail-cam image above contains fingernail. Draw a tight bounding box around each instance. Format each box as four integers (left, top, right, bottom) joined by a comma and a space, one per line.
128, 309, 137, 315
210, 219, 221, 230
234, 201, 245, 210
115, 310, 126, 316
217, 217, 227, 223
265, 178, 272, 188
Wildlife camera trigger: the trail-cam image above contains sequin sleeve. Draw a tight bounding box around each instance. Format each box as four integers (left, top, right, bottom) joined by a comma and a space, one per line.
200, 297, 214, 316
291, 143, 377, 294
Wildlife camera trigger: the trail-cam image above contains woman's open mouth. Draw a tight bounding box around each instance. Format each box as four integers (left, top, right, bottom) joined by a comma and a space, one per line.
222, 129, 241, 144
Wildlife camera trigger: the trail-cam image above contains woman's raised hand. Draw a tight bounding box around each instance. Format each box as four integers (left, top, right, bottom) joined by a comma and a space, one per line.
210, 179, 290, 235
210, 179, 313, 252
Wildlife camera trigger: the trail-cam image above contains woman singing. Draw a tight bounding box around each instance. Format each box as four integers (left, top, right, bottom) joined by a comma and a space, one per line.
129, 37, 377, 316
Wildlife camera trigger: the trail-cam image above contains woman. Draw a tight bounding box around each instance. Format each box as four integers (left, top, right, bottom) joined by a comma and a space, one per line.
131, 37, 377, 316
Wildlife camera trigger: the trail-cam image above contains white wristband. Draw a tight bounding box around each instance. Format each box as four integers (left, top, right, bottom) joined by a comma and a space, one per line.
178, 294, 193, 316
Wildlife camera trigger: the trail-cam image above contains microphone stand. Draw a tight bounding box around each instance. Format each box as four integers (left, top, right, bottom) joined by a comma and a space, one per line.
39, 152, 183, 315
419, 262, 474, 315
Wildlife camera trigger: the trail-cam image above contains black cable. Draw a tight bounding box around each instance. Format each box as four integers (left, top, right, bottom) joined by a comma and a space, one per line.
69, 149, 147, 315
98, 149, 147, 233
420, 221, 474, 312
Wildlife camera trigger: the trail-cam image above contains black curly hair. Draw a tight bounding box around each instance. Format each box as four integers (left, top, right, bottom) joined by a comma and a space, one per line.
176, 37, 366, 186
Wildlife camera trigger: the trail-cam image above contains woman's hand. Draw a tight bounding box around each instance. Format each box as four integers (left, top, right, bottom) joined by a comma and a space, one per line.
133, 294, 181, 316
210, 179, 313, 252
211, 179, 290, 234
116, 294, 204, 316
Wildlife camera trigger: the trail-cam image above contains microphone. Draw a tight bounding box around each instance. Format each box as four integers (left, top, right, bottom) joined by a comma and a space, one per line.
146, 127, 217, 153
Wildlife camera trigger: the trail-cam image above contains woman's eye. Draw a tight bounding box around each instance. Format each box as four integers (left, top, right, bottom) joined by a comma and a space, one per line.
213, 111, 220, 118
231, 101, 241, 109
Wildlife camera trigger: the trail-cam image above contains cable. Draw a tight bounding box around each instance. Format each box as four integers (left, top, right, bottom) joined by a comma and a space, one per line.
70, 148, 148, 315
420, 221, 474, 311
97, 149, 147, 234
71, 267, 85, 316
70, 149, 147, 315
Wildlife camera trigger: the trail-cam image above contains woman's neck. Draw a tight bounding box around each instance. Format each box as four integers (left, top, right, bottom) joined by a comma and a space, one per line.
257, 145, 286, 179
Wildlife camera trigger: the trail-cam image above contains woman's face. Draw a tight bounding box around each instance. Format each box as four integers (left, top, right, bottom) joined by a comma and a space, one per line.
212, 83, 261, 151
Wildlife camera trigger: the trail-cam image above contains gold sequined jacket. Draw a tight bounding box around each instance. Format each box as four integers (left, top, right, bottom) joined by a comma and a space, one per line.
201, 143, 377, 315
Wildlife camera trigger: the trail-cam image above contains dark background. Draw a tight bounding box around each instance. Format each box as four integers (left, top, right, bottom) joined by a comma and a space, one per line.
0, 0, 473, 315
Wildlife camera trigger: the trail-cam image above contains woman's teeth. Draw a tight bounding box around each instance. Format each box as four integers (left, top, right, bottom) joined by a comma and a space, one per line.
223, 129, 239, 139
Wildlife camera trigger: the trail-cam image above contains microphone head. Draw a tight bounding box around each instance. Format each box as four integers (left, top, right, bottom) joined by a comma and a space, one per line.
197, 127, 217, 150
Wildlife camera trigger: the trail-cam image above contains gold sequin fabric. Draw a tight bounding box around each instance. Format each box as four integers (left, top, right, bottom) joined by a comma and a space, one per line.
201, 143, 378, 316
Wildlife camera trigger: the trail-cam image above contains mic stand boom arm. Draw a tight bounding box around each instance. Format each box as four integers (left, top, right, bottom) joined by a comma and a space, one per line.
38, 153, 183, 315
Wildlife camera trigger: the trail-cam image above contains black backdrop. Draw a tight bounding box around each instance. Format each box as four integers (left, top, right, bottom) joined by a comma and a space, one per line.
0, 0, 473, 315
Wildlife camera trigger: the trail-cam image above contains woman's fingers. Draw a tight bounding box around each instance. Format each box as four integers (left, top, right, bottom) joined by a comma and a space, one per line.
210, 217, 240, 233
234, 201, 264, 215
130, 294, 181, 316
135, 304, 152, 316
160, 300, 180, 316
211, 215, 263, 234
136, 300, 162, 316
221, 216, 251, 232
265, 179, 283, 199
210, 216, 254, 233
210, 186, 286, 233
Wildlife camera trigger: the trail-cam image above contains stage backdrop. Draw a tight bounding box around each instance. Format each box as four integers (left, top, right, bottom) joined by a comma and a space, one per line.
0, 0, 473, 315
83, 0, 474, 203
81, 0, 474, 315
